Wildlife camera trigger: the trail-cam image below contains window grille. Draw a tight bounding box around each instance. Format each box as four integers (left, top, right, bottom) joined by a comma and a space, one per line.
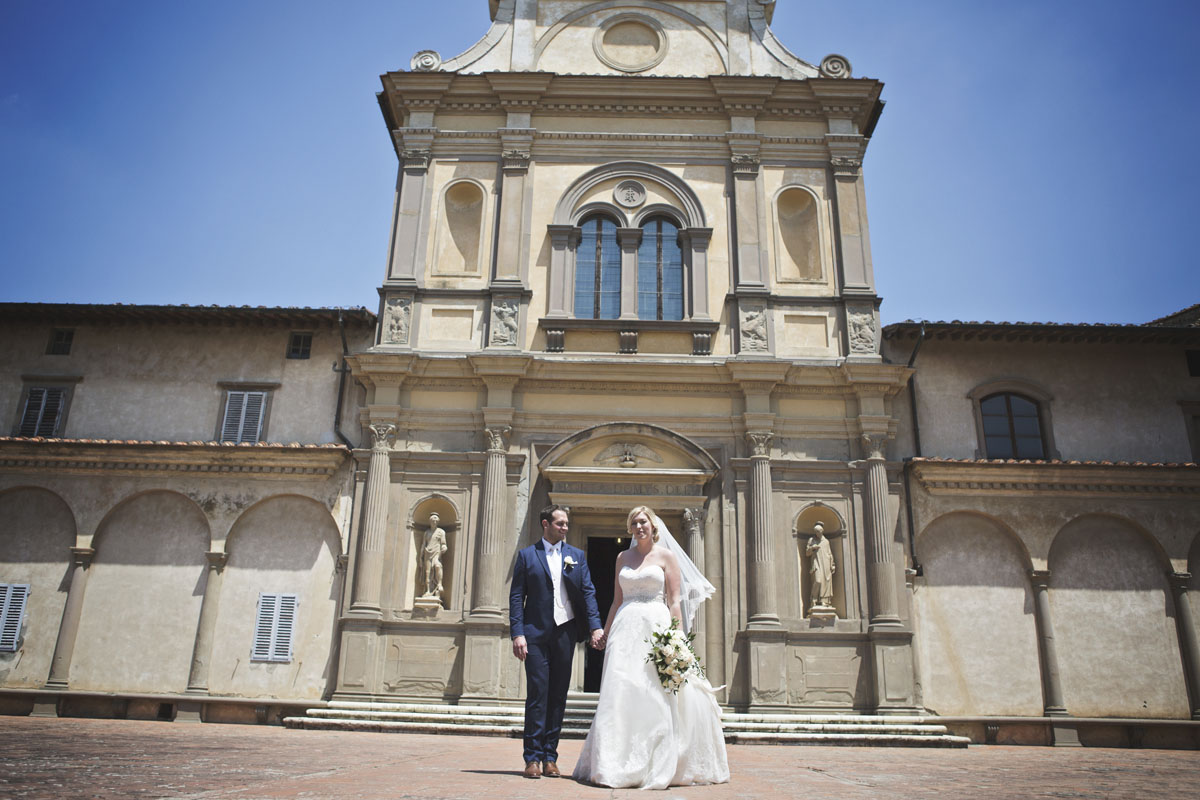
220, 390, 267, 443
18, 387, 66, 437
251, 593, 297, 662
0, 584, 30, 652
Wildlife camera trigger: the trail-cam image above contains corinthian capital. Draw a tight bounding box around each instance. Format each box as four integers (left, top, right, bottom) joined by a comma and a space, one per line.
861, 433, 888, 460
485, 425, 511, 452
746, 432, 773, 457
369, 423, 397, 452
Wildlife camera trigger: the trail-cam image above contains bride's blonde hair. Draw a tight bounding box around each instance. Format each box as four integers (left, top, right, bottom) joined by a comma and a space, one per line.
626, 506, 660, 542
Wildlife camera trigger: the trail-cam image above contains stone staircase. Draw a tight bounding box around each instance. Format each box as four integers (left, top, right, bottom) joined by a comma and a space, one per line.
283, 695, 969, 748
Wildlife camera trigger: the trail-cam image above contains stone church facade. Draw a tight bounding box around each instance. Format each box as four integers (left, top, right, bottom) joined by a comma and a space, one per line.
2, 1, 1198, 745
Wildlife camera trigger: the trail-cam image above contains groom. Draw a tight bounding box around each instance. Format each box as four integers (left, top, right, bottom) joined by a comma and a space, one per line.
510, 504, 603, 779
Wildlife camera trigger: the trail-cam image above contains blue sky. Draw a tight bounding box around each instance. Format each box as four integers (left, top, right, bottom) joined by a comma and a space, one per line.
1, 0, 1196, 324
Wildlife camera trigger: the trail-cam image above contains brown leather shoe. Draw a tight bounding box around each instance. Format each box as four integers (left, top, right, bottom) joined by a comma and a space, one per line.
542, 761, 561, 778
523, 761, 542, 779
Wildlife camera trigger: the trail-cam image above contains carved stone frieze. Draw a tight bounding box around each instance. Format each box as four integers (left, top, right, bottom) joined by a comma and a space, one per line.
594, 442, 663, 468
847, 310, 877, 354
739, 304, 769, 352
489, 298, 519, 347
382, 296, 412, 345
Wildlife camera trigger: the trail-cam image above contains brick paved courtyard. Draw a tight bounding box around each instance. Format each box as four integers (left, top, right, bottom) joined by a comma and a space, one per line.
0, 716, 1196, 800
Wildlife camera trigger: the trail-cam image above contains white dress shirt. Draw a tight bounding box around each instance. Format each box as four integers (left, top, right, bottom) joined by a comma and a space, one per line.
543, 538, 575, 627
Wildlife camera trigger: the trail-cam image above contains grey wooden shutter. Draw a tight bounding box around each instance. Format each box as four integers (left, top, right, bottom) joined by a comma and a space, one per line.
221, 390, 267, 443
18, 388, 65, 437
252, 593, 297, 662
0, 584, 30, 651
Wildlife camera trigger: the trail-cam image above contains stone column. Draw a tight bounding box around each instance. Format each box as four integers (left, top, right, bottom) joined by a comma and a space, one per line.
546, 225, 580, 318
44, 546, 95, 688
682, 507, 706, 641
186, 552, 227, 693
616, 227, 643, 319
350, 422, 395, 614
1168, 572, 1200, 719
681, 228, 713, 320
862, 434, 900, 625
746, 431, 779, 627
471, 425, 511, 617
1029, 569, 1068, 715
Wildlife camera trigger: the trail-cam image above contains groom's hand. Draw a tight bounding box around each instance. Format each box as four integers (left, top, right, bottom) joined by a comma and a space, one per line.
589, 629, 605, 650
512, 635, 528, 661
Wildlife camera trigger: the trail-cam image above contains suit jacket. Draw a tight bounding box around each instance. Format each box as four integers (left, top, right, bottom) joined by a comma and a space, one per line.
509, 539, 602, 644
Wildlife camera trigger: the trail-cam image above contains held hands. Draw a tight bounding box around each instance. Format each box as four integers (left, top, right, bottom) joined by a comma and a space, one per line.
590, 629, 606, 650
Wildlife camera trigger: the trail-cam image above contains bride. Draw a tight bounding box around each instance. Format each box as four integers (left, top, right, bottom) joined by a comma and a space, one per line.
572, 506, 729, 789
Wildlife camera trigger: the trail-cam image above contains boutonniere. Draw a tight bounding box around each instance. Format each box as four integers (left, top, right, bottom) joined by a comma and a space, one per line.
563, 556, 577, 571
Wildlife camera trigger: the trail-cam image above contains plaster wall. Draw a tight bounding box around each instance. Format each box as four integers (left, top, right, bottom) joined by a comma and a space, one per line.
888, 340, 1197, 463
0, 488, 74, 688
70, 491, 208, 693
1049, 516, 1189, 718
207, 496, 340, 699
913, 513, 1043, 716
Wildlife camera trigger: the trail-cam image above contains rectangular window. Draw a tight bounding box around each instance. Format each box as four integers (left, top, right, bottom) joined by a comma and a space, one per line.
47, 328, 74, 355
251, 593, 297, 662
0, 584, 30, 652
287, 332, 312, 359
220, 390, 268, 443
18, 387, 67, 437
1187, 350, 1200, 378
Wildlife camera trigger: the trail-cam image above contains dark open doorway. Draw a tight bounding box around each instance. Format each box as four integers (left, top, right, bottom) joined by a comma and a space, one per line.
584, 535, 624, 692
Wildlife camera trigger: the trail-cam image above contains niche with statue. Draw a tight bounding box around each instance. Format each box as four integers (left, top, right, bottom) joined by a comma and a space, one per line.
795, 503, 846, 621
409, 497, 457, 614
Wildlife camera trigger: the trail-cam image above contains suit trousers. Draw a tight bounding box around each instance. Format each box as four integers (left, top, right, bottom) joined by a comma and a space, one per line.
523, 620, 576, 764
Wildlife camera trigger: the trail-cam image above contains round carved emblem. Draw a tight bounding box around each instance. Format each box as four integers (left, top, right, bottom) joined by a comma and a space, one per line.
820, 54, 852, 79
593, 14, 668, 73
614, 180, 647, 208
411, 50, 442, 72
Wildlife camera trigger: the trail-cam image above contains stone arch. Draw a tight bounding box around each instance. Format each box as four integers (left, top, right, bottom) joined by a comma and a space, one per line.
632, 203, 687, 229
553, 161, 705, 228
207, 494, 342, 700
533, 1, 729, 75
71, 489, 209, 693
0, 486, 77, 688
1048, 513, 1188, 718
912, 511, 1043, 716
573, 202, 629, 228
541, 421, 718, 475
89, 489, 211, 556
772, 184, 825, 283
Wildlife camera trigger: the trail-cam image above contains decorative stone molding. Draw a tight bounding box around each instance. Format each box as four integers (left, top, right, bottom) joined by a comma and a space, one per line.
489, 298, 519, 347
544, 326, 565, 353
619, 329, 638, 354
861, 433, 888, 460
848, 310, 878, 354
692, 330, 713, 356
830, 156, 863, 178
593, 13, 669, 73
911, 460, 1200, 496
381, 295, 412, 345
410, 50, 442, 72
820, 54, 853, 79
739, 303, 769, 352
613, 180, 647, 208
501, 149, 530, 172
682, 507, 703, 539
747, 432, 773, 457
0, 440, 347, 477
369, 423, 397, 452
731, 153, 761, 175
484, 426, 511, 452
401, 148, 432, 171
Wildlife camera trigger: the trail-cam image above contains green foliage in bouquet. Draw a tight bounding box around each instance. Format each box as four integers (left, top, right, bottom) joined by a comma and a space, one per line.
645, 617, 704, 694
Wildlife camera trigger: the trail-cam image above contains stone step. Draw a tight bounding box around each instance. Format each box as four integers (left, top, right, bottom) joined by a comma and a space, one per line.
282, 701, 969, 747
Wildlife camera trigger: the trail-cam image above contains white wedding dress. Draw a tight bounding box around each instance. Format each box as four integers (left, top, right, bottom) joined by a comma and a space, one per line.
572, 564, 729, 789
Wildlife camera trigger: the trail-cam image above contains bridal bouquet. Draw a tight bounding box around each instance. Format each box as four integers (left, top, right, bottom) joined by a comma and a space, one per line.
646, 618, 703, 694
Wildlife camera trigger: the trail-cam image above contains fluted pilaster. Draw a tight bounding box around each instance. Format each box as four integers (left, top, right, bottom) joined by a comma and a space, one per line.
350, 423, 395, 614
186, 551, 228, 693
1030, 569, 1068, 715
747, 432, 779, 627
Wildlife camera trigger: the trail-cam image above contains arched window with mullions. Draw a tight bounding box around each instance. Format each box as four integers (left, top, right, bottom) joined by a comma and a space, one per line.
573, 215, 622, 319
980, 392, 1046, 459
636, 216, 683, 320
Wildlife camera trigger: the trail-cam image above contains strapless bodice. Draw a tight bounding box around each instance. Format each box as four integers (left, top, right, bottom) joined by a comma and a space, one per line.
619, 564, 665, 603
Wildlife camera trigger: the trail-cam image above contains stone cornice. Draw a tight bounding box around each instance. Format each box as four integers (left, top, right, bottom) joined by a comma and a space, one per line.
911, 459, 1200, 497
0, 439, 349, 478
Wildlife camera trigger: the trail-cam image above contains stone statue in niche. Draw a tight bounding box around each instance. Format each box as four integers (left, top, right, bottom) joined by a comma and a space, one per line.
847, 310, 876, 354
490, 299, 518, 346
740, 304, 768, 351
805, 521, 836, 616
419, 513, 448, 603
383, 296, 412, 345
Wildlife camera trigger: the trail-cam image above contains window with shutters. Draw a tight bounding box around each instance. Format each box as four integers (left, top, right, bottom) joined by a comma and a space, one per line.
13, 378, 80, 438
251, 592, 297, 662
0, 583, 30, 652
219, 389, 269, 443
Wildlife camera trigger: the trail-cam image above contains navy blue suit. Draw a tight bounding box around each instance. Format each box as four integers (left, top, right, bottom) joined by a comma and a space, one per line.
509, 539, 602, 765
